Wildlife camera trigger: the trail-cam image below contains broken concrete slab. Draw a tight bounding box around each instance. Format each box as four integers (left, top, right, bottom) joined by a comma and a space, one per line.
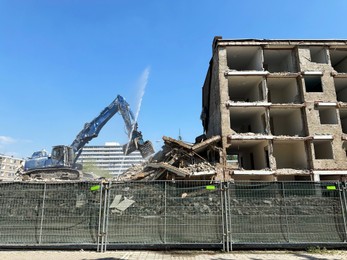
117, 135, 222, 181
147, 162, 190, 177
192, 135, 221, 153
110, 195, 135, 213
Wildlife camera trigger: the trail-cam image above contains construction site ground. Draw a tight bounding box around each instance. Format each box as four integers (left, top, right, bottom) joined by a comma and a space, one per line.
0, 250, 347, 260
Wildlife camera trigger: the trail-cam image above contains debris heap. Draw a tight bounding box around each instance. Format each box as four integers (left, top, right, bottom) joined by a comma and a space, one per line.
117, 135, 222, 181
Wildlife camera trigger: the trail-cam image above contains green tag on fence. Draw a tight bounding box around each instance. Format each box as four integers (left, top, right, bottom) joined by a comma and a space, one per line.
326, 185, 336, 190
90, 185, 101, 191
206, 185, 216, 190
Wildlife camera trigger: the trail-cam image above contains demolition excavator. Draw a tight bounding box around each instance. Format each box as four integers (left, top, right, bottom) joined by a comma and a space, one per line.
23, 95, 154, 180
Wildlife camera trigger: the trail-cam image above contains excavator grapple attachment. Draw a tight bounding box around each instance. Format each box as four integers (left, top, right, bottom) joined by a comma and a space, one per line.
123, 140, 138, 156
138, 140, 155, 158
123, 138, 155, 158
122, 129, 155, 158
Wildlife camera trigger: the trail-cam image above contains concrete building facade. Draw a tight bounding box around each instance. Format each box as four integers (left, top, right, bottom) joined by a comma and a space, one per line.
77, 142, 145, 176
202, 37, 347, 181
0, 154, 23, 179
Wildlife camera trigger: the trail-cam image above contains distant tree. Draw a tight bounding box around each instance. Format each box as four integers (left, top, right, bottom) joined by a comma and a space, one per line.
82, 161, 112, 178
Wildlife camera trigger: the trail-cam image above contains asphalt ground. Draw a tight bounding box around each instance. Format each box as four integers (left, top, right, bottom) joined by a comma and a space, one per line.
0, 250, 347, 260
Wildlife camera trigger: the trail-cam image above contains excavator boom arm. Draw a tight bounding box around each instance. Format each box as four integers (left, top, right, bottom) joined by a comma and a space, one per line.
70, 95, 154, 163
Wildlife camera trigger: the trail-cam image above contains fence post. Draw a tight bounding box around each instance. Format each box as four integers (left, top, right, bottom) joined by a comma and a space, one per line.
164, 181, 167, 244
100, 181, 109, 252
97, 182, 104, 252
338, 182, 347, 242
221, 182, 230, 252
225, 182, 233, 252
281, 182, 290, 243
220, 182, 225, 251
104, 181, 112, 252
38, 182, 47, 245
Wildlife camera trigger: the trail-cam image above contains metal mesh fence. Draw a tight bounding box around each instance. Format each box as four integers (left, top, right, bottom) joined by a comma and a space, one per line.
0, 181, 102, 246
0, 182, 44, 244
226, 181, 347, 245
105, 181, 224, 246
0, 180, 347, 251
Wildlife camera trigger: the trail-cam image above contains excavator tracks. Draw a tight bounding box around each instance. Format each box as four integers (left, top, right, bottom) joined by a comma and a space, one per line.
23, 168, 80, 180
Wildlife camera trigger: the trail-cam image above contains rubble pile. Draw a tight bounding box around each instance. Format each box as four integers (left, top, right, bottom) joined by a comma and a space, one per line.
108, 182, 222, 217
230, 197, 341, 216
117, 135, 222, 181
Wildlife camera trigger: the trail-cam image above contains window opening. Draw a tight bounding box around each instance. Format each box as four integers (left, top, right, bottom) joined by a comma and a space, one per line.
313, 140, 334, 159
309, 47, 328, 64
330, 49, 347, 73
317, 107, 338, 124
226, 141, 269, 170
340, 109, 347, 133
228, 76, 264, 102
264, 149, 270, 168
227, 46, 263, 71
343, 142, 347, 157
304, 76, 323, 92
263, 49, 297, 72
229, 107, 266, 134
273, 141, 309, 169
267, 77, 301, 103
270, 108, 305, 136
334, 78, 347, 102
250, 153, 255, 170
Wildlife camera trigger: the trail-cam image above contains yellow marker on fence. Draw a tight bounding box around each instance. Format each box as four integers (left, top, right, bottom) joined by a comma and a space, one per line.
326, 185, 336, 190
206, 185, 216, 190
90, 185, 101, 191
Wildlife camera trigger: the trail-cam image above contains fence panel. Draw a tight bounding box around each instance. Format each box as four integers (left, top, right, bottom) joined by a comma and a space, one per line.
164, 181, 223, 244
0, 182, 45, 244
106, 181, 166, 244
226, 181, 347, 246
227, 182, 287, 243
40, 182, 102, 244
282, 182, 347, 243
105, 181, 224, 247
0, 181, 102, 246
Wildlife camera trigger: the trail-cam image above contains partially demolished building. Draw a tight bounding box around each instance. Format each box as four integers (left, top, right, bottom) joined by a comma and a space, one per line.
201, 37, 347, 182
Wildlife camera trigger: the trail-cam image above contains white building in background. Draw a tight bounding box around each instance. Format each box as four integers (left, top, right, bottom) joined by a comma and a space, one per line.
76, 142, 145, 175
0, 154, 24, 179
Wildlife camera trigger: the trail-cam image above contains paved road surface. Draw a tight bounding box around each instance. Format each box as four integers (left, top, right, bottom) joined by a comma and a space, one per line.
0, 250, 347, 260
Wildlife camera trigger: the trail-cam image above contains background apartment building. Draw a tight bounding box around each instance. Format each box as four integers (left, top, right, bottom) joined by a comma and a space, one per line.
77, 142, 145, 176
202, 37, 347, 182
0, 154, 23, 179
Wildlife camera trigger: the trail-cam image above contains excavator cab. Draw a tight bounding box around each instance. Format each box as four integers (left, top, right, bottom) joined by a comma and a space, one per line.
51, 145, 75, 167
23, 145, 80, 180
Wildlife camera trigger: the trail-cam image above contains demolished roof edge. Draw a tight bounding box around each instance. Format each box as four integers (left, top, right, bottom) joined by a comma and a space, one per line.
212, 37, 347, 51
214, 36, 347, 42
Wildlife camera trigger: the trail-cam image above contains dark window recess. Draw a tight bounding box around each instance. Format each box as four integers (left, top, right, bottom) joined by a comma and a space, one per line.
318, 108, 338, 124
310, 47, 328, 64
305, 76, 323, 92
265, 149, 270, 168
339, 109, 347, 133
334, 78, 347, 102
250, 153, 255, 170
313, 141, 334, 159
343, 142, 347, 157
330, 49, 347, 73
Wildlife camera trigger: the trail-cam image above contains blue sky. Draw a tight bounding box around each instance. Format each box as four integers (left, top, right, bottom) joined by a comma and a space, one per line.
1, 0, 347, 158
